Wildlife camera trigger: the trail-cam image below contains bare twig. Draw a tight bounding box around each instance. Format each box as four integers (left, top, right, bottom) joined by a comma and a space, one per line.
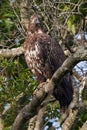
20, 0, 29, 29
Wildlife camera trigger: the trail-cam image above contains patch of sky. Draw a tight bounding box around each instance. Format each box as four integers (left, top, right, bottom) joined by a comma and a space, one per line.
4, 103, 11, 110
74, 61, 87, 76
44, 117, 62, 130
74, 32, 87, 40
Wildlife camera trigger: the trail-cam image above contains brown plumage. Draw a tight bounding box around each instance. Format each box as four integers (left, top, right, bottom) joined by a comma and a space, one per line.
24, 14, 73, 110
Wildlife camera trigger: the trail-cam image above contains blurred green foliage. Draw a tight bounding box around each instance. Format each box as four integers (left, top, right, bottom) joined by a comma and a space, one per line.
0, 56, 38, 128
0, 2, 38, 129
0, 0, 24, 48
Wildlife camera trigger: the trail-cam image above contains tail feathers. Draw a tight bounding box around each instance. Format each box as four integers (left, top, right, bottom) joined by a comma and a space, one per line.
53, 76, 73, 111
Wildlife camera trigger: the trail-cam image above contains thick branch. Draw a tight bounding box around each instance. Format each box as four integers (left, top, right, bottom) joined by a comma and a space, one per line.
62, 74, 87, 130
0, 46, 24, 57
80, 121, 87, 130
62, 110, 78, 130
47, 46, 87, 91
12, 47, 87, 130
28, 116, 37, 130
34, 107, 46, 130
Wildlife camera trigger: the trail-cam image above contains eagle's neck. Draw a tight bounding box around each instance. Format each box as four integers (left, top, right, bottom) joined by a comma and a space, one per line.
27, 29, 43, 37
37, 29, 43, 34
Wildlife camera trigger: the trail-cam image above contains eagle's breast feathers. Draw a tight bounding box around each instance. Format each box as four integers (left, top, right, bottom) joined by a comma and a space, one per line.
24, 32, 52, 82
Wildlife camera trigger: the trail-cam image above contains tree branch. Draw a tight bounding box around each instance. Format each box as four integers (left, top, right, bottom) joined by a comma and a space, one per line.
50, 46, 87, 89
34, 107, 46, 130
28, 116, 37, 130
62, 73, 87, 130
80, 121, 87, 130
12, 81, 47, 130
62, 109, 78, 130
62, 76, 79, 130
0, 46, 24, 57
12, 46, 87, 130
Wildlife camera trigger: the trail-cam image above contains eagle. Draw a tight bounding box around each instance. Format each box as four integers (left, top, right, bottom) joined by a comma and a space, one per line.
24, 14, 73, 111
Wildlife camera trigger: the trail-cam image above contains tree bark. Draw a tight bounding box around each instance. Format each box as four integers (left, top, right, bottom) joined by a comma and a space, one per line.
80, 121, 87, 130
0, 46, 24, 57
34, 107, 46, 130
28, 116, 37, 130
0, 117, 4, 130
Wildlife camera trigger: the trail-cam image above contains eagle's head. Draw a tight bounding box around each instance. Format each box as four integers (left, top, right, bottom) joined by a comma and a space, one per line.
30, 15, 41, 24
29, 14, 43, 33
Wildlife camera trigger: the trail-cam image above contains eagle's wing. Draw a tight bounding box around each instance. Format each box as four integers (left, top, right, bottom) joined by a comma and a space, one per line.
37, 34, 73, 109
39, 34, 73, 109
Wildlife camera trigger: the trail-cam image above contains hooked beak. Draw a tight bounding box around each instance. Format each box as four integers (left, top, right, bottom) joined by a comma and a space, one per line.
34, 18, 40, 24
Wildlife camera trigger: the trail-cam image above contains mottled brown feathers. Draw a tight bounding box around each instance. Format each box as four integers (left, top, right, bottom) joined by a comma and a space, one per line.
24, 14, 73, 110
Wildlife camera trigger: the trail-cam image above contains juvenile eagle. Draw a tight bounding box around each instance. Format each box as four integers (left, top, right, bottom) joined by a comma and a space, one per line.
24, 14, 73, 110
